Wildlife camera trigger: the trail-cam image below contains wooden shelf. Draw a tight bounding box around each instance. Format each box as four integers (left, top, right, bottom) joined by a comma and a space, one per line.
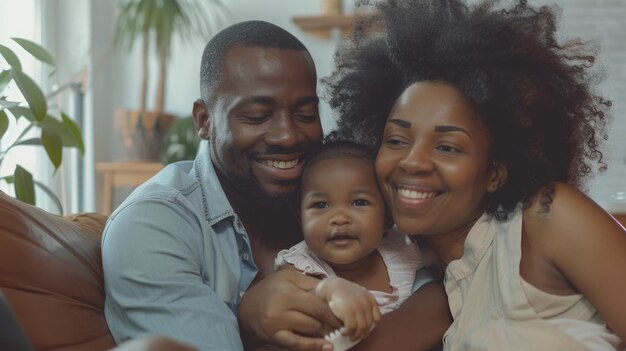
96, 161, 164, 214
292, 14, 354, 39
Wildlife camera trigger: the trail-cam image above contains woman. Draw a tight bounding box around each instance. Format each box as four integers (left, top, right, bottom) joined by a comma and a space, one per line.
325, 0, 626, 349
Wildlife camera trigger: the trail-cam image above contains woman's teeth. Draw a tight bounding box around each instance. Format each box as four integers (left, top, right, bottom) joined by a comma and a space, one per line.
398, 188, 437, 200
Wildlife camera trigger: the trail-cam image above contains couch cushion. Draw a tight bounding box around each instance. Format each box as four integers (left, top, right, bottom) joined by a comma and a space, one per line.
0, 191, 116, 350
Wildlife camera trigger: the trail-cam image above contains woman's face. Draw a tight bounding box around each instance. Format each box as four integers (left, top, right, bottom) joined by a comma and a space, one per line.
375, 81, 501, 236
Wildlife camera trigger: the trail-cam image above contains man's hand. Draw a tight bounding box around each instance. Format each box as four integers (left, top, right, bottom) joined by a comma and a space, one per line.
238, 269, 342, 351
315, 277, 380, 342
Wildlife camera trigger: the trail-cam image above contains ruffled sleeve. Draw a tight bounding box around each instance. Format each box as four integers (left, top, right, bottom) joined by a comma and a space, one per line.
274, 240, 335, 278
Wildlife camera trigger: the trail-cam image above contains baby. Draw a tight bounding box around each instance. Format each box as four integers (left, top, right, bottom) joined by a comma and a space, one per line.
275, 140, 422, 344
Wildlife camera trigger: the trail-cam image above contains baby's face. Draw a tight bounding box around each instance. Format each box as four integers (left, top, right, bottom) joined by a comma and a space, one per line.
300, 157, 386, 268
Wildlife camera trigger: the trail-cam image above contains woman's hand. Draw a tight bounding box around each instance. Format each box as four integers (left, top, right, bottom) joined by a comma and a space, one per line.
238, 268, 342, 351
315, 277, 381, 342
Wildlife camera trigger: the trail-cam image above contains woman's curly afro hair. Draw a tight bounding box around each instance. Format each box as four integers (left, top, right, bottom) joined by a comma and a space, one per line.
324, 0, 611, 219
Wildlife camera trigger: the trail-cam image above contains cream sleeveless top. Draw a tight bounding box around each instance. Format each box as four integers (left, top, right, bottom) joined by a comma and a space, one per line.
442, 207, 624, 350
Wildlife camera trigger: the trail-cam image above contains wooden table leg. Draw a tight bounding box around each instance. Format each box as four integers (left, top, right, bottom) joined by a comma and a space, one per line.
102, 172, 112, 215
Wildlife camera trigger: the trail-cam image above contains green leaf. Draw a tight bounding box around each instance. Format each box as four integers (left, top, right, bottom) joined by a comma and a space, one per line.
0, 70, 12, 92
13, 165, 35, 205
11, 69, 47, 122
11, 38, 56, 66
0, 110, 8, 140
7, 106, 35, 121
41, 125, 63, 169
14, 137, 42, 146
61, 112, 84, 155
0, 98, 20, 109
34, 180, 63, 214
0, 44, 22, 70
0, 175, 14, 183
41, 115, 80, 148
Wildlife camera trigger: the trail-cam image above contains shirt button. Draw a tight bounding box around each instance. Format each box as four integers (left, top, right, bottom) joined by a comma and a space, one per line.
239, 291, 245, 298
242, 253, 249, 261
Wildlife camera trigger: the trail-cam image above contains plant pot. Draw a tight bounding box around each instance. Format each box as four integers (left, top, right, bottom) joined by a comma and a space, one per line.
321, 0, 343, 15
114, 109, 177, 161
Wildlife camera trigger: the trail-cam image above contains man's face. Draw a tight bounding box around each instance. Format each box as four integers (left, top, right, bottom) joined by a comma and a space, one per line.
196, 46, 323, 205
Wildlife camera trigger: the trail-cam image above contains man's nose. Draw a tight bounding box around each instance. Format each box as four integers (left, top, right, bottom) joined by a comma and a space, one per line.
264, 112, 300, 149
398, 143, 434, 174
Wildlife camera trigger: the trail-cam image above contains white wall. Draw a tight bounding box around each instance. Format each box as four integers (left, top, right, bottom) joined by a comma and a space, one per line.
535, 0, 626, 213
43, 0, 626, 214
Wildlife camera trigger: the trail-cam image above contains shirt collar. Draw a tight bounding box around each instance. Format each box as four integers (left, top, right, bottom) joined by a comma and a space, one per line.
192, 141, 238, 227
445, 211, 497, 282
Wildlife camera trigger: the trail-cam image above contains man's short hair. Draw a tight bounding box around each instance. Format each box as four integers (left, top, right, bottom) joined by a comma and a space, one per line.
200, 20, 313, 104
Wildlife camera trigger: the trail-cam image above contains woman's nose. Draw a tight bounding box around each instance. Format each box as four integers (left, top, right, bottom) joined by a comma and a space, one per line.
398, 143, 434, 174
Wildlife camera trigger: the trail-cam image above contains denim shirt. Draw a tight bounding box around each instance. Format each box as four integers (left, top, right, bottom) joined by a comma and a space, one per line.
102, 142, 257, 351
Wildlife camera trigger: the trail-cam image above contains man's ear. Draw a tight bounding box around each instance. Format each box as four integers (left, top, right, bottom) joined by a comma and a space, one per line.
487, 161, 508, 193
192, 99, 210, 140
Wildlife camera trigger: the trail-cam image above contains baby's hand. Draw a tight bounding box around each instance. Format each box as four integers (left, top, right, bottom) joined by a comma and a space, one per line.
315, 277, 381, 342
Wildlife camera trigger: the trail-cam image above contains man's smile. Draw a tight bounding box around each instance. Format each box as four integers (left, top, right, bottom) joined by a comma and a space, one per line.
262, 158, 299, 169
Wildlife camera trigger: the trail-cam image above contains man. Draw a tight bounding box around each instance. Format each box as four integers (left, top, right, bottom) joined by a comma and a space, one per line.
103, 21, 449, 351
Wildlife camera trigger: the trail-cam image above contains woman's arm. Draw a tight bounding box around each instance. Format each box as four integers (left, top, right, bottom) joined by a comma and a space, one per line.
524, 182, 626, 341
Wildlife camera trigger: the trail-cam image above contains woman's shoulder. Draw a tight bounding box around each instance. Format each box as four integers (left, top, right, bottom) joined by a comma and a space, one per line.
522, 181, 623, 252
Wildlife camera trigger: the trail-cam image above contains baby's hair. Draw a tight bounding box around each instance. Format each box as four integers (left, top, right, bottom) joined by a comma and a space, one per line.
300, 134, 393, 228
302, 133, 377, 183
325, 0, 611, 220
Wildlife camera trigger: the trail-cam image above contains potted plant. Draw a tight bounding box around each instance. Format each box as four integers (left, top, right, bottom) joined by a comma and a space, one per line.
160, 115, 199, 165
113, 0, 226, 161
0, 38, 84, 213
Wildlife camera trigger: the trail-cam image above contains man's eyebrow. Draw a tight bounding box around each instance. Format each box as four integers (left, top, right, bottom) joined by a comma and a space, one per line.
387, 119, 411, 128
295, 95, 319, 107
434, 125, 472, 139
239, 96, 276, 106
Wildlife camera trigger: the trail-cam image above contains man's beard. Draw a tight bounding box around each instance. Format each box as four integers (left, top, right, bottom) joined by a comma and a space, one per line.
216, 162, 299, 208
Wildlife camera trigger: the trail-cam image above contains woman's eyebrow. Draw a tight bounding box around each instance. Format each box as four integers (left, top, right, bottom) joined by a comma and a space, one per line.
434, 125, 472, 139
387, 119, 411, 128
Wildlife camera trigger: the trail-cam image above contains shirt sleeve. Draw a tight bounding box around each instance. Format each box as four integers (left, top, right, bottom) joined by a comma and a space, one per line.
102, 198, 244, 351
412, 268, 436, 293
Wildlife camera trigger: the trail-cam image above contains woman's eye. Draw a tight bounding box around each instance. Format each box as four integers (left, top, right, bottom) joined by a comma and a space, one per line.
437, 144, 462, 153
312, 202, 328, 209
353, 199, 369, 206
384, 137, 405, 147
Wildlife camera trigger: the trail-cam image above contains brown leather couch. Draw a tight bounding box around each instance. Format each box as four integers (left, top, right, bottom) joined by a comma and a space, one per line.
0, 191, 197, 351
0, 190, 115, 350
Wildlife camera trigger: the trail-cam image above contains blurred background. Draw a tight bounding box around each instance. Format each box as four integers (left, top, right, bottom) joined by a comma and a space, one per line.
0, 0, 624, 217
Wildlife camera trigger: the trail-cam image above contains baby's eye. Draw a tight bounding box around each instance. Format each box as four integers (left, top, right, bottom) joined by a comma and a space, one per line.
353, 199, 369, 206
312, 202, 328, 209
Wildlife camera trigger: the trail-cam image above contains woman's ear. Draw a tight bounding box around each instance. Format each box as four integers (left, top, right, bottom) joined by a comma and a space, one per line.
192, 99, 211, 140
487, 161, 508, 193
